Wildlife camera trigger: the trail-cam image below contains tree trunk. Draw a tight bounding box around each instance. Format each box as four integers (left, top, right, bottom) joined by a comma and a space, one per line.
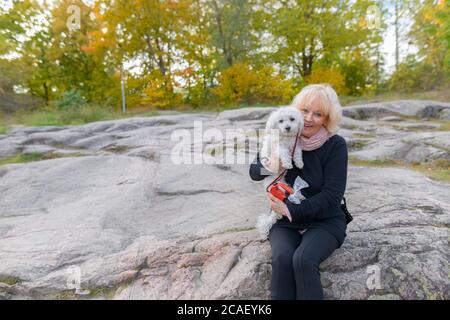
395, 0, 400, 71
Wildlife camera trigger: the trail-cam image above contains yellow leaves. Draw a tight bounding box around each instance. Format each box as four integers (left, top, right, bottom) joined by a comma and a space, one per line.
358, 17, 367, 29
81, 30, 113, 54
306, 67, 349, 95
141, 72, 183, 109
212, 62, 294, 106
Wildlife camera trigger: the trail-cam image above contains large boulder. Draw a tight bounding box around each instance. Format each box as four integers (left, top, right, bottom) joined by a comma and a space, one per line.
0, 102, 449, 300
343, 100, 450, 120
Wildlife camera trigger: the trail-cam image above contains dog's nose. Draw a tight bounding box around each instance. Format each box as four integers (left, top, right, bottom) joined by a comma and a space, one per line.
285, 126, 291, 131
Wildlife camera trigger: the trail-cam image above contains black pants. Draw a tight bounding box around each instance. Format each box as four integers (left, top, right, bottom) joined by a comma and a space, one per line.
268, 227, 339, 300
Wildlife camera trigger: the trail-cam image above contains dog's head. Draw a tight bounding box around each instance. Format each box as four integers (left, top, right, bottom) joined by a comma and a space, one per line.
265, 106, 304, 137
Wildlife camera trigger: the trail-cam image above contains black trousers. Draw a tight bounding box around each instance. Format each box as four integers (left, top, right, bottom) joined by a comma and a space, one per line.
268, 227, 339, 300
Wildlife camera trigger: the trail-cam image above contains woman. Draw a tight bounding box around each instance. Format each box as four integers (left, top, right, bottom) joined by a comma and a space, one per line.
249, 84, 348, 300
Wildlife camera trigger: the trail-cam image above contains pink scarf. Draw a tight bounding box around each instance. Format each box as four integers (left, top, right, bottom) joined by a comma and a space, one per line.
298, 126, 334, 151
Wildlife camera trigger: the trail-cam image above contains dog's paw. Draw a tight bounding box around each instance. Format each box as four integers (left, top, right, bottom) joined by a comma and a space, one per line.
294, 159, 304, 169
282, 162, 293, 169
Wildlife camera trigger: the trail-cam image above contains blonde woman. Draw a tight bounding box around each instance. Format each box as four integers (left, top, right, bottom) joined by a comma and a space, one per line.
249, 84, 348, 300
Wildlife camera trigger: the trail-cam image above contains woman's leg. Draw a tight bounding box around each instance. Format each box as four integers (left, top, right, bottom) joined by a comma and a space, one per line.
292, 228, 339, 300
268, 227, 303, 300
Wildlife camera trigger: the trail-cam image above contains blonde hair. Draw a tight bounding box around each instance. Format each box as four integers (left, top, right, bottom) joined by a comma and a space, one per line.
291, 84, 343, 134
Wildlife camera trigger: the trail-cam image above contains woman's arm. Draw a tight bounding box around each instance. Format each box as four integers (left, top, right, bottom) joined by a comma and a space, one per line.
249, 152, 275, 181
285, 138, 348, 222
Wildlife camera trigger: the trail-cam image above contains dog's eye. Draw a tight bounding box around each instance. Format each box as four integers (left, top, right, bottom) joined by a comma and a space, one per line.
289, 117, 295, 121
278, 119, 283, 123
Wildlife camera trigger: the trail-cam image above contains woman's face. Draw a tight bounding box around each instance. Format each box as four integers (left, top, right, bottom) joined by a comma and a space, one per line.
298, 97, 328, 138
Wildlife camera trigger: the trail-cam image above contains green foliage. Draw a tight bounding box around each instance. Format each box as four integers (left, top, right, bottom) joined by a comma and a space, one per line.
0, 124, 8, 135
0, 276, 22, 285
11, 104, 116, 127
0, 152, 53, 166
54, 90, 88, 111
388, 55, 446, 93
0, 0, 447, 115
391, 0, 450, 92
350, 157, 450, 183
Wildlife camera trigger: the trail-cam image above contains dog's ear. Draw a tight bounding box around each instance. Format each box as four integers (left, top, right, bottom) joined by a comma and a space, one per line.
265, 111, 277, 133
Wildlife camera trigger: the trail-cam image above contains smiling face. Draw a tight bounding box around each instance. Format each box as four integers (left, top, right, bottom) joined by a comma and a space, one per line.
298, 97, 329, 138
291, 84, 343, 136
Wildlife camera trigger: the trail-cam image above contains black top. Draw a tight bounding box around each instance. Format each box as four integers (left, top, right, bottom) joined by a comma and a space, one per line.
249, 134, 348, 248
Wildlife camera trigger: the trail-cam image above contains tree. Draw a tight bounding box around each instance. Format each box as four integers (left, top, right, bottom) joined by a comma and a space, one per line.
265, 0, 383, 86
0, 0, 47, 110
409, 0, 449, 85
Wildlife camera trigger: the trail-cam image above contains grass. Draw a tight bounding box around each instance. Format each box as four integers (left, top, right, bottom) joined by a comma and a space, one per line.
349, 157, 450, 183
0, 90, 448, 130
0, 151, 84, 166
54, 286, 117, 300
340, 88, 450, 106
411, 159, 450, 182
0, 102, 277, 130
0, 124, 8, 134
352, 132, 377, 138
0, 105, 160, 129
433, 120, 450, 132
87, 286, 116, 299
348, 140, 370, 150
0, 276, 22, 286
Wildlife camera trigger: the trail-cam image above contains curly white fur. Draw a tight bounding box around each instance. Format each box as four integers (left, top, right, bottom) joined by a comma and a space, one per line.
257, 106, 305, 239
256, 209, 283, 239
260, 106, 304, 171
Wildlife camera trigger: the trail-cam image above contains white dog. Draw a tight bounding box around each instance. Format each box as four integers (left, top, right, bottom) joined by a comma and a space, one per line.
260, 106, 304, 171
256, 106, 305, 239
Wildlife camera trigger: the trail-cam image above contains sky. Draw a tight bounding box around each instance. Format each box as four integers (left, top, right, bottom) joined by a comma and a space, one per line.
381, 1, 418, 75
1, 0, 417, 76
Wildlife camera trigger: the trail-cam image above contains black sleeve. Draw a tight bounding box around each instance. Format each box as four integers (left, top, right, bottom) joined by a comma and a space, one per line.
249, 152, 273, 181
285, 138, 348, 222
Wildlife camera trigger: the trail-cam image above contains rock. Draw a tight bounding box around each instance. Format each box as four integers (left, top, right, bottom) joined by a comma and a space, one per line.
418, 104, 448, 119
380, 116, 405, 122
0, 102, 449, 300
368, 294, 402, 300
21, 144, 56, 154
393, 122, 441, 131
350, 131, 450, 163
113, 270, 138, 285
439, 109, 450, 120
216, 107, 276, 122
140, 267, 169, 277
343, 100, 450, 120
177, 253, 209, 268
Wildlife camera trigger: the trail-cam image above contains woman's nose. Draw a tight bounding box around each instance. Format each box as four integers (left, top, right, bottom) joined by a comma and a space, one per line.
304, 113, 312, 121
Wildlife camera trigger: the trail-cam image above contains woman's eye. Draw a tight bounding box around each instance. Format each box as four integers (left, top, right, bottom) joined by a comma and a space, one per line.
314, 113, 322, 117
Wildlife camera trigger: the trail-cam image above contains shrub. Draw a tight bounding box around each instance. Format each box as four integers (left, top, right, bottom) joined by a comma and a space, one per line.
140, 71, 183, 109
388, 55, 448, 93
306, 67, 349, 95
212, 62, 294, 106
54, 90, 88, 110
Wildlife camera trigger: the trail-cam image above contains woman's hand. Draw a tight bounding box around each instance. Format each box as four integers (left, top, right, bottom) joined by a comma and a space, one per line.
261, 154, 284, 174
268, 193, 292, 222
